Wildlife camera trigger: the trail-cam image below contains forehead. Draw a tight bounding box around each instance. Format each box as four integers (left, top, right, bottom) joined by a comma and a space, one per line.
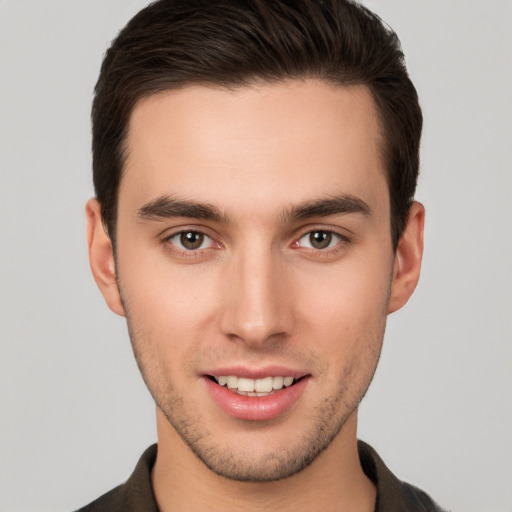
121, 80, 387, 218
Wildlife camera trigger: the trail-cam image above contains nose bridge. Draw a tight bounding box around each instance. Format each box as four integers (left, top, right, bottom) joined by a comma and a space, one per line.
221, 239, 290, 345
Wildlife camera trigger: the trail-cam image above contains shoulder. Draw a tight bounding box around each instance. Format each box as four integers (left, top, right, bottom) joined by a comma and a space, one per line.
393, 480, 448, 512
358, 440, 448, 512
73, 445, 158, 512
74, 484, 125, 512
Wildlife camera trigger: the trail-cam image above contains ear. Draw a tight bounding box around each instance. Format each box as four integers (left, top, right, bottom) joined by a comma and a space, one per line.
388, 201, 425, 314
86, 198, 125, 317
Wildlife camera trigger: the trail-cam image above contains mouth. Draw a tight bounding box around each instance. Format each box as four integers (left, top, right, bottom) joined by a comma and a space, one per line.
204, 371, 310, 421
207, 375, 306, 397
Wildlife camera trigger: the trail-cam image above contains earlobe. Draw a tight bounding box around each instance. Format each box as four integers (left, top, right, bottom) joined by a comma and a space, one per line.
388, 201, 425, 314
86, 198, 125, 317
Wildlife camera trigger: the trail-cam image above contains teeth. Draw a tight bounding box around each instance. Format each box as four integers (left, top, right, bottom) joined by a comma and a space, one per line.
227, 376, 238, 389
215, 375, 297, 395
255, 376, 273, 392
283, 376, 294, 387
273, 376, 284, 390
237, 377, 255, 392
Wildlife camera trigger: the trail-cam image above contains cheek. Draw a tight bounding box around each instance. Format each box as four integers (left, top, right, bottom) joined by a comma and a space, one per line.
292, 255, 392, 357
117, 231, 218, 317
119, 265, 234, 395
118, 265, 219, 392
295, 256, 392, 323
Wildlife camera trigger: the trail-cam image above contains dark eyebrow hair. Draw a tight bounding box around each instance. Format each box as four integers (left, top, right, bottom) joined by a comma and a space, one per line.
137, 193, 371, 224
137, 195, 227, 223
282, 194, 372, 222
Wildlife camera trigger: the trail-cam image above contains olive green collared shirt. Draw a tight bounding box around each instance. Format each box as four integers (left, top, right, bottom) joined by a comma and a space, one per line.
76, 441, 445, 512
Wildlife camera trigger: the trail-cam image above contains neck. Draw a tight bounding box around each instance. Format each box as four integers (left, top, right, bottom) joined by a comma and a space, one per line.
152, 409, 376, 512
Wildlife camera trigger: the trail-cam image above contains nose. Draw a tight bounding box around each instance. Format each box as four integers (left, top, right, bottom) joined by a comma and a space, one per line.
219, 246, 293, 348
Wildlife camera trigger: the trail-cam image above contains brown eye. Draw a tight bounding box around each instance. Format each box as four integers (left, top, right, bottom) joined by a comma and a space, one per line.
308, 231, 332, 249
180, 231, 204, 250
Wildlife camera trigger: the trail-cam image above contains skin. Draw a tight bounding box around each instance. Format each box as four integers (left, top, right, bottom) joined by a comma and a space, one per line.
87, 80, 424, 511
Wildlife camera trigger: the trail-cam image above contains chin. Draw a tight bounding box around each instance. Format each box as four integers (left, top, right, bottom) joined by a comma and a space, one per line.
159, 396, 355, 483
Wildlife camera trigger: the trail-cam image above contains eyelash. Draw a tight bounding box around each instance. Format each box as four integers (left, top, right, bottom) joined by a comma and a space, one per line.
161, 228, 350, 259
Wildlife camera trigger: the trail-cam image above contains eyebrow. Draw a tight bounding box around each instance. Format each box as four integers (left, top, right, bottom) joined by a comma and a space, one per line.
281, 194, 372, 222
137, 195, 227, 223
137, 193, 371, 223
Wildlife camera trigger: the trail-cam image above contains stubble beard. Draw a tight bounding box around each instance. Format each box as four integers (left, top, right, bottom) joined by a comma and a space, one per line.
119, 274, 388, 483
125, 322, 384, 484
155, 369, 375, 483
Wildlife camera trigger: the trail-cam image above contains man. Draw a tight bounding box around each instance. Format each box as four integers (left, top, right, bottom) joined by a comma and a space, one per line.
80, 0, 444, 510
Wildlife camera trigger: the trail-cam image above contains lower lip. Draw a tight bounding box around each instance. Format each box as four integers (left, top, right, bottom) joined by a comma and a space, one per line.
204, 377, 309, 421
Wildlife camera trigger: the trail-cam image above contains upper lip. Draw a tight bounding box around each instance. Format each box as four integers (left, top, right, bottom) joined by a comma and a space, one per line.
202, 366, 309, 380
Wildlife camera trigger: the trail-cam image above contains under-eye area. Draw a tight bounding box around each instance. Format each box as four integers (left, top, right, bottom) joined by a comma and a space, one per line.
207, 375, 308, 396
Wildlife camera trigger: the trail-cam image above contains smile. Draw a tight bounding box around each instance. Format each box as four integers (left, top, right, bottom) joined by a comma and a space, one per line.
211, 375, 297, 396
205, 373, 309, 421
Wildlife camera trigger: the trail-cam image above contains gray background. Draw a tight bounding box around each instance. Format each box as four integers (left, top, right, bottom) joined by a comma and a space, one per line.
1, 1, 511, 511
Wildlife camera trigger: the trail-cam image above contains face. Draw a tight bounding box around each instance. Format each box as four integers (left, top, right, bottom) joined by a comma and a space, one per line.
96, 80, 406, 481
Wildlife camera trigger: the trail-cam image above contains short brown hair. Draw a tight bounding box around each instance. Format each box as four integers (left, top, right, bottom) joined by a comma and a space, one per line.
92, 0, 422, 249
